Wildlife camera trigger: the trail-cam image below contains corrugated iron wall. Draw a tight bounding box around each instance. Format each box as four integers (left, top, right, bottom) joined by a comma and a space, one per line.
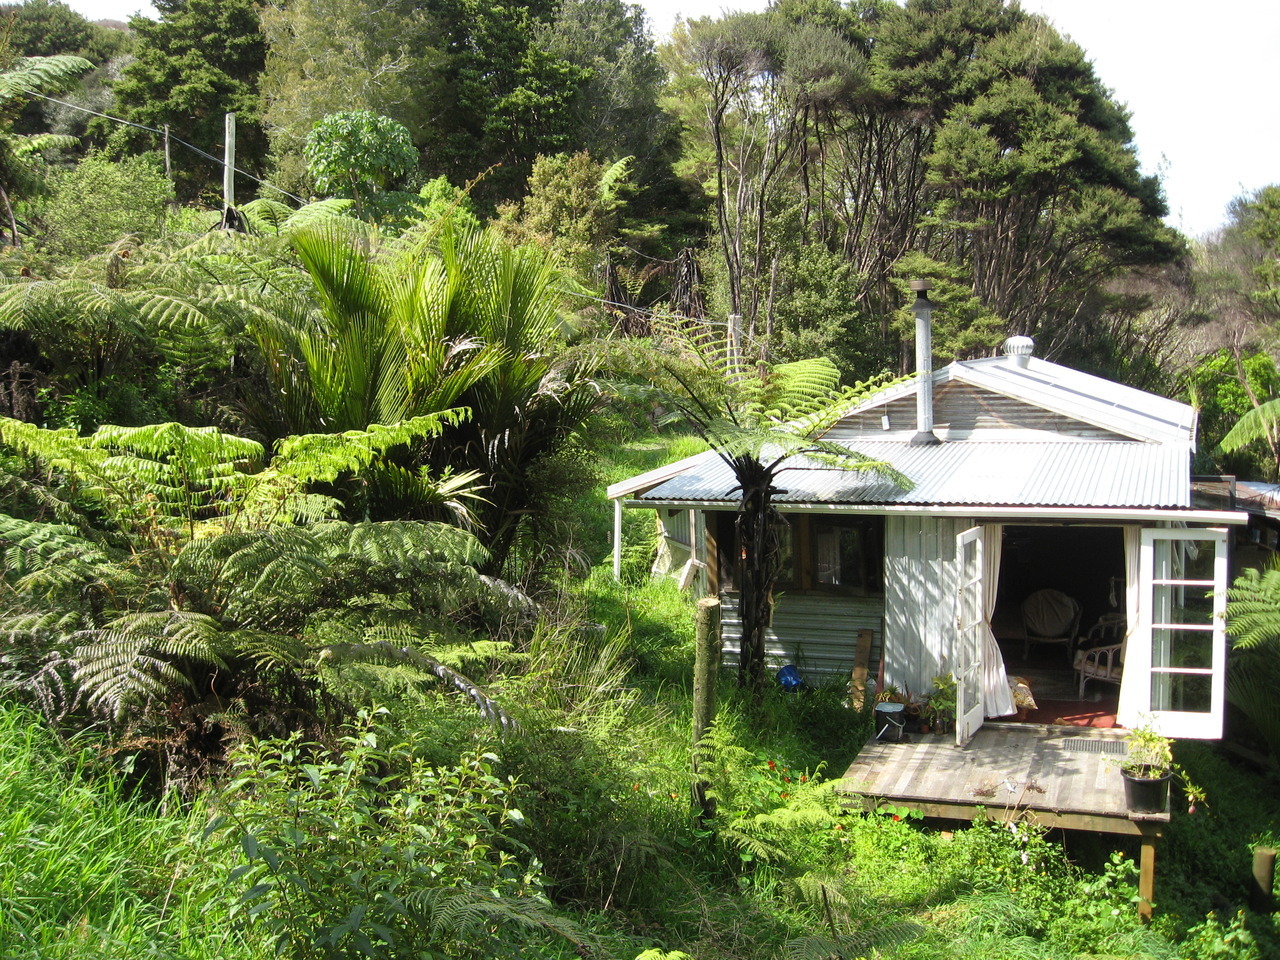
720, 592, 884, 688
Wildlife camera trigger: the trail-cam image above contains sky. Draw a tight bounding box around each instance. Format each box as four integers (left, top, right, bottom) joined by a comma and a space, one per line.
63, 0, 1279, 239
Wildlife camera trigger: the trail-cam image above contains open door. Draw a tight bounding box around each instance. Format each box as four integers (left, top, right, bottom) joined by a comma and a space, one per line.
1127, 527, 1229, 739
955, 526, 985, 745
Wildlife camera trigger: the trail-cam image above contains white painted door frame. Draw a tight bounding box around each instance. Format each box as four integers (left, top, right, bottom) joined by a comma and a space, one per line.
1126, 527, 1228, 739
955, 525, 986, 745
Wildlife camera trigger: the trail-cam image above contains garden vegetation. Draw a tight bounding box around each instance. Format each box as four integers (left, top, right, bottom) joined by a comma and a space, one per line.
1, 1, 1279, 957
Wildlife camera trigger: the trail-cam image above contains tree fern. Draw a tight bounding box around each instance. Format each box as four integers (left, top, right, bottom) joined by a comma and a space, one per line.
1227, 563, 1280, 649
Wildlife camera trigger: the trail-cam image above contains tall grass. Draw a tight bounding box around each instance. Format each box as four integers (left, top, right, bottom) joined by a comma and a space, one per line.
0, 703, 260, 959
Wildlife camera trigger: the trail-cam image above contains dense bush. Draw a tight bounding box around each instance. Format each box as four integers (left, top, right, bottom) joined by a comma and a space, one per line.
41, 154, 173, 260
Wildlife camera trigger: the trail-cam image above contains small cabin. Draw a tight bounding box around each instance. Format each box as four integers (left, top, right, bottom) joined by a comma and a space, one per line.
609, 337, 1247, 743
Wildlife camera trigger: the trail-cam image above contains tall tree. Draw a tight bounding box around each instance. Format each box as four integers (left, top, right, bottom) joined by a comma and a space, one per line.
111, 0, 267, 201
663, 0, 1182, 379
258, 0, 443, 195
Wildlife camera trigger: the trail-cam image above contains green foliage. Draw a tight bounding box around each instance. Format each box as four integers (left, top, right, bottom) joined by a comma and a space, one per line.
110, 0, 267, 202
0, 701, 255, 959
208, 711, 584, 959
1185, 349, 1280, 479
304, 111, 417, 216
0, 51, 91, 243
1, 0, 127, 63
498, 150, 631, 280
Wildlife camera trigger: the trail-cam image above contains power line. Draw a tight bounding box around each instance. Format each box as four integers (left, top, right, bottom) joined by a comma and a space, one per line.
20, 89, 306, 205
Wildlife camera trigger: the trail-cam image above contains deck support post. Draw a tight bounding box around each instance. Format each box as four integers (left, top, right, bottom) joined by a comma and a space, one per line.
1138, 832, 1157, 921
1251, 846, 1276, 912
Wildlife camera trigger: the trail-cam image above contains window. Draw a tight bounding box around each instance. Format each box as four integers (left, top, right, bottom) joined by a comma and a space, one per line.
715, 513, 883, 595
810, 516, 881, 594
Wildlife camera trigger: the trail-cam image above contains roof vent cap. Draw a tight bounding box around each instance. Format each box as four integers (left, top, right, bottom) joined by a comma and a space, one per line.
1002, 336, 1034, 368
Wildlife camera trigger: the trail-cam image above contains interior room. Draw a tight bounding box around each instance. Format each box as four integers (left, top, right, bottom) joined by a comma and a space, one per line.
991, 524, 1126, 722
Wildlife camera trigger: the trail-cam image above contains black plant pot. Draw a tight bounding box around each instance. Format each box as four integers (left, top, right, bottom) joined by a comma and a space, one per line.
1121, 767, 1172, 814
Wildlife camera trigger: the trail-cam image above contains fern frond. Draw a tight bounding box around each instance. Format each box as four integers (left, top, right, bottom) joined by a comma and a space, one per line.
0, 55, 93, 102
312, 519, 488, 573
1227, 563, 1280, 649
73, 611, 231, 719
785, 921, 925, 960
1220, 398, 1280, 454
0, 515, 129, 600
228, 630, 309, 669
275, 412, 472, 484
413, 885, 588, 949
320, 640, 516, 731
175, 528, 329, 601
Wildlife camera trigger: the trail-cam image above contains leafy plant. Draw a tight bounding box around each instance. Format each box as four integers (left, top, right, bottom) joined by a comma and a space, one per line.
207, 710, 585, 959
304, 111, 416, 219
1121, 719, 1206, 812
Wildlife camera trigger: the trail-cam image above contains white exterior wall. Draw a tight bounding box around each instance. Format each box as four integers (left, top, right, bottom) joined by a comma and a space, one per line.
883, 515, 970, 697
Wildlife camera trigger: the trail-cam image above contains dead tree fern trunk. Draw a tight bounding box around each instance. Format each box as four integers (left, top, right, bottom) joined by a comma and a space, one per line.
734, 455, 784, 700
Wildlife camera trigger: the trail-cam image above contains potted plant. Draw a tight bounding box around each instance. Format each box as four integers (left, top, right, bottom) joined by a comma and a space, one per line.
1120, 720, 1205, 814
928, 673, 957, 735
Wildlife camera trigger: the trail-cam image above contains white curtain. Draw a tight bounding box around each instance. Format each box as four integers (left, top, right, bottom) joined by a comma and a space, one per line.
981, 524, 1016, 717
1117, 525, 1142, 726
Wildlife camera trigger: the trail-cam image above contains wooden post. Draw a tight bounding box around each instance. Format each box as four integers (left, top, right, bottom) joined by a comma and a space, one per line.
1251, 846, 1276, 912
163, 124, 171, 180
691, 597, 721, 819
1138, 833, 1156, 921
223, 112, 236, 212
850, 628, 873, 710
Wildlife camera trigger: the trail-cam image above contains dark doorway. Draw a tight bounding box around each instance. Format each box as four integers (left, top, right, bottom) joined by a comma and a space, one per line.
992, 525, 1125, 714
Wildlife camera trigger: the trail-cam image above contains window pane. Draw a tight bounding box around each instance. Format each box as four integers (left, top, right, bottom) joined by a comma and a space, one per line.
1152, 583, 1215, 626
775, 521, 795, 586
1152, 628, 1213, 671
1150, 671, 1212, 713
809, 517, 882, 593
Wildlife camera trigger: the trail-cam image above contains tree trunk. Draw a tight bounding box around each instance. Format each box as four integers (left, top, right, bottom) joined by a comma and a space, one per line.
734, 456, 783, 700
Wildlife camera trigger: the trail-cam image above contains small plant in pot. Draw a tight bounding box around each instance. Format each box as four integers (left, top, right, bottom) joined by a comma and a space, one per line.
1120, 720, 1205, 814
926, 673, 957, 735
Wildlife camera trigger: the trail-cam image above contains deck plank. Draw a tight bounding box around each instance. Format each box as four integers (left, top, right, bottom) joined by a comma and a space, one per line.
842, 722, 1157, 833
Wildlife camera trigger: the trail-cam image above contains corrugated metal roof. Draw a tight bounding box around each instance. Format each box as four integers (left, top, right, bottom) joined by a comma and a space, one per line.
626, 440, 1191, 508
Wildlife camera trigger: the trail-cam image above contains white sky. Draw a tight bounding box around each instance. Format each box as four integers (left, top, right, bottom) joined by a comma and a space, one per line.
64, 0, 1278, 238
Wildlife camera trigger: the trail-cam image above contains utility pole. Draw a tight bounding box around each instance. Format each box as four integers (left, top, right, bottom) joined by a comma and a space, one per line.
222, 112, 236, 212
163, 124, 171, 180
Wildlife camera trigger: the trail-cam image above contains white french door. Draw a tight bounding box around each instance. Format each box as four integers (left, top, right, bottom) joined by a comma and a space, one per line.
955, 526, 986, 745
1129, 527, 1228, 739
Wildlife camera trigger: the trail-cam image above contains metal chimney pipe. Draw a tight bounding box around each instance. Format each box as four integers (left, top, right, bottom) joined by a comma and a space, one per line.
909, 280, 941, 446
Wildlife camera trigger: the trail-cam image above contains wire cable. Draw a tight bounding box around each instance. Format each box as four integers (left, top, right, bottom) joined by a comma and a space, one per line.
20, 88, 307, 204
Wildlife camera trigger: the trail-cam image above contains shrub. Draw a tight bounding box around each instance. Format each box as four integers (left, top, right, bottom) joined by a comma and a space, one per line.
206, 710, 583, 959
42, 154, 173, 260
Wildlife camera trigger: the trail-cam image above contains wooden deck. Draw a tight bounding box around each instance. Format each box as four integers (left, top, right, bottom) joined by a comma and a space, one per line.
840, 721, 1169, 916
840, 721, 1167, 836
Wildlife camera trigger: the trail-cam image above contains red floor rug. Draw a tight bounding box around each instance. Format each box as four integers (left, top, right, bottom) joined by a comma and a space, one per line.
1021, 699, 1118, 728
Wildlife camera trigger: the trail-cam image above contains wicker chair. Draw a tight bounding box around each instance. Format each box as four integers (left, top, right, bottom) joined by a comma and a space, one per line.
1074, 612, 1126, 699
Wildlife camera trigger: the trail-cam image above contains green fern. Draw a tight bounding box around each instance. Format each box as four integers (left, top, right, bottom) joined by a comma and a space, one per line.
73, 611, 231, 719
1227, 563, 1280, 649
